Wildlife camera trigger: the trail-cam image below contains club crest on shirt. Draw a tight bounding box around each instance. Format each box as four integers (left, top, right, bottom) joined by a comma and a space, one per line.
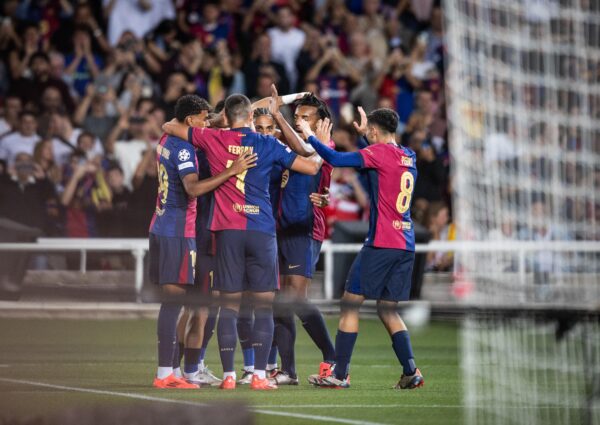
178, 149, 191, 161
233, 203, 260, 215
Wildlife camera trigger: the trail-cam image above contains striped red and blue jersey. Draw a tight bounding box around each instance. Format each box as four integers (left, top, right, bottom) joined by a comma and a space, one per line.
358, 143, 417, 251
189, 126, 297, 236
278, 141, 334, 242
269, 162, 284, 218
195, 149, 214, 254
149, 134, 198, 238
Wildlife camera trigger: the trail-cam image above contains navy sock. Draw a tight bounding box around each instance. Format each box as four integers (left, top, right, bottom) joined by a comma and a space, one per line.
252, 308, 275, 372
217, 308, 238, 373
297, 301, 336, 363
274, 308, 296, 377
268, 342, 278, 365
237, 304, 254, 367
173, 342, 184, 369
199, 307, 218, 362
157, 303, 182, 368
391, 331, 417, 376
183, 348, 202, 374
334, 330, 358, 380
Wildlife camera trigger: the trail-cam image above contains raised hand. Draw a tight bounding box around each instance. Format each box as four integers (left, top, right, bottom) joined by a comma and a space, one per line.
298, 119, 315, 140
268, 83, 280, 115
310, 189, 330, 208
315, 117, 333, 143
352, 106, 367, 135
231, 151, 258, 175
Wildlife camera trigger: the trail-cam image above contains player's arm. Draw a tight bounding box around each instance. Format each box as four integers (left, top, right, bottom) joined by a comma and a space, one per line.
289, 155, 323, 176
268, 84, 315, 157
298, 120, 363, 168
162, 119, 190, 141
162, 120, 215, 150
182, 151, 257, 198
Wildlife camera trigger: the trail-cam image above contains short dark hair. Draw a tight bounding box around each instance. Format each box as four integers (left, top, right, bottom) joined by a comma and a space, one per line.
295, 93, 331, 120
367, 108, 398, 134
253, 108, 272, 119
19, 111, 36, 120
174, 95, 211, 122
213, 100, 225, 114
29, 52, 50, 66
224, 94, 251, 125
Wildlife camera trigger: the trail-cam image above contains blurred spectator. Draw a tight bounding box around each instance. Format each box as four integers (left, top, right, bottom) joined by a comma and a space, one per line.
107, 115, 152, 188
0, 111, 41, 165
0, 95, 22, 136
11, 52, 75, 114
413, 139, 445, 203
97, 164, 132, 237
64, 26, 103, 97
44, 112, 103, 167
244, 33, 289, 99
33, 139, 62, 186
104, 0, 175, 46
424, 201, 454, 271
129, 144, 157, 237
8, 22, 44, 80
60, 155, 109, 238
73, 83, 120, 144
267, 6, 306, 90
0, 152, 60, 236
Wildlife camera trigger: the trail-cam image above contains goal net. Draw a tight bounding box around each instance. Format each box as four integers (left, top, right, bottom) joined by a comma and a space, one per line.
444, 0, 600, 423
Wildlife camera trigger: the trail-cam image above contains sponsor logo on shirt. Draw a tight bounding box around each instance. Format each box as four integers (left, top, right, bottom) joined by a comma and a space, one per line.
178, 149, 191, 161
233, 203, 260, 215
393, 220, 412, 230
228, 145, 254, 155
401, 157, 413, 167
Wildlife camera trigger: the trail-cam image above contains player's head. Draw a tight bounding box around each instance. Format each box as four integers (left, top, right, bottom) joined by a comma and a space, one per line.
294, 93, 331, 135
174, 95, 211, 128
366, 108, 398, 144
224, 94, 252, 127
253, 108, 275, 135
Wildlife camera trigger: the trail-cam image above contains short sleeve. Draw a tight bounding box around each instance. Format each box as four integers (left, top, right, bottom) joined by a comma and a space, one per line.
359, 143, 387, 169
270, 136, 297, 169
174, 142, 198, 179
188, 127, 217, 151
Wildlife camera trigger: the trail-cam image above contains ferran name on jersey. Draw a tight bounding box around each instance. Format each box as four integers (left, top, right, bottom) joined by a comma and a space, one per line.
156, 144, 170, 160
228, 145, 254, 155
393, 220, 412, 230
401, 157, 414, 167
233, 203, 260, 215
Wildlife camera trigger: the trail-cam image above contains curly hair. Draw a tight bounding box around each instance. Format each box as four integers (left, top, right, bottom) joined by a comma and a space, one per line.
367, 108, 399, 134
174, 95, 211, 122
294, 93, 331, 120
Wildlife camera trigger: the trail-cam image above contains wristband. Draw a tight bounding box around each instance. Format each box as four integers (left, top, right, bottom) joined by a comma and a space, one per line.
281, 92, 310, 105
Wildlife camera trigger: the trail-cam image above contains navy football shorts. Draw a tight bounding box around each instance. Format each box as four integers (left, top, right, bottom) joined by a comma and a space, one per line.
214, 230, 279, 293
345, 246, 414, 302
278, 234, 322, 278
149, 233, 196, 285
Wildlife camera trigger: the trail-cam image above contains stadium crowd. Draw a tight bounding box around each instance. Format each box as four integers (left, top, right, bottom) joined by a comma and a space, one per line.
0, 0, 453, 271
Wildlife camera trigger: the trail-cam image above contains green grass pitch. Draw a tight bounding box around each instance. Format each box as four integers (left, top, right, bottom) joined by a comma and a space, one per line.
0, 317, 462, 425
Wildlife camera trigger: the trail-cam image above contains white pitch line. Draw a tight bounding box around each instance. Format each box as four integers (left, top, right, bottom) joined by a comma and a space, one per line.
0, 365, 9, 368
0, 377, 388, 425
253, 404, 461, 408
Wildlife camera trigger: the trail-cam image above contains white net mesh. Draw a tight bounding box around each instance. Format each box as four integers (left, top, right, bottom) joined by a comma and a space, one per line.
445, 0, 600, 307
444, 0, 600, 423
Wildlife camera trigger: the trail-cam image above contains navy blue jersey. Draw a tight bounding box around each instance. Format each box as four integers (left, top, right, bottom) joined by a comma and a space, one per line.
149, 134, 198, 238
195, 149, 213, 255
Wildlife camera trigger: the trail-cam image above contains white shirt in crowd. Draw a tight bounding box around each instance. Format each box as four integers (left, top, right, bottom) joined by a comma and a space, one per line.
103, 0, 175, 46
114, 139, 148, 189
267, 26, 305, 89
0, 133, 41, 165
52, 128, 103, 166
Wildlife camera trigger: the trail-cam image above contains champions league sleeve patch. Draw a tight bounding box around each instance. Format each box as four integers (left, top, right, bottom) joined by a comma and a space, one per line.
178, 149, 191, 162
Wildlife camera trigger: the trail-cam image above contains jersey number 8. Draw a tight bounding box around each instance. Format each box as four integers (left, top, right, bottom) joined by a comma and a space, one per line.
396, 171, 414, 214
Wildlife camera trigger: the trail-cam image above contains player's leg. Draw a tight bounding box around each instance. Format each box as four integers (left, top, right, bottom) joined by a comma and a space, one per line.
213, 230, 246, 389
246, 231, 279, 390
314, 248, 369, 388
273, 278, 298, 383
197, 291, 221, 385
173, 308, 189, 377
378, 250, 423, 390
267, 339, 278, 376
150, 234, 198, 389
182, 307, 208, 384
236, 292, 255, 384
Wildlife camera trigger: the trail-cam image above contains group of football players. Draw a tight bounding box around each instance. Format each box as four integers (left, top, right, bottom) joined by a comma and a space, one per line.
149, 84, 424, 391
